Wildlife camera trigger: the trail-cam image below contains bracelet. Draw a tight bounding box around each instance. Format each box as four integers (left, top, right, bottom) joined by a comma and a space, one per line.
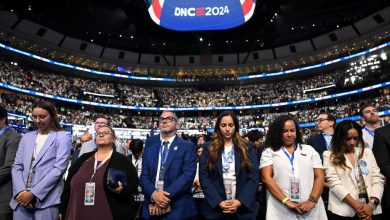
282, 196, 289, 204
368, 202, 376, 211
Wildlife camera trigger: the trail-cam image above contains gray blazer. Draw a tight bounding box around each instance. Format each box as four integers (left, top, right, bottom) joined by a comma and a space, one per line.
0, 128, 21, 203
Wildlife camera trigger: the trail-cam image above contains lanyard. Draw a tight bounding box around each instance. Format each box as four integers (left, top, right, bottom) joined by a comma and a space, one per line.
281, 145, 297, 172
363, 127, 375, 138
91, 150, 113, 182
0, 126, 9, 137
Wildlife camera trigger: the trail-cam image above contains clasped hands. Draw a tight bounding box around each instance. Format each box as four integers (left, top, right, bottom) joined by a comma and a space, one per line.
150, 190, 171, 216
285, 200, 316, 214
16, 190, 35, 209
354, 203, 374, 220
219, 199, 241, 214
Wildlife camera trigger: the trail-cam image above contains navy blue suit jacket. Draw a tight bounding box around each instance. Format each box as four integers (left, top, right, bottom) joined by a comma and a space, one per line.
140, 135, 197, 219
199, 142, 259, 220
307, 133, 328, 161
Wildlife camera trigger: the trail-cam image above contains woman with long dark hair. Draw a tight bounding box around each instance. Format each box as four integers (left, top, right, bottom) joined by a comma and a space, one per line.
10, 101, 71, 219
323, 120, 384, 220
260, 115, 327, 220
199, 111, 259, 220
60, 126, 139, 220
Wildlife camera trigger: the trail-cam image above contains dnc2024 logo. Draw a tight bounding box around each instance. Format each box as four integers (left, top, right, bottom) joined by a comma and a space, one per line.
146, 0, 257, 31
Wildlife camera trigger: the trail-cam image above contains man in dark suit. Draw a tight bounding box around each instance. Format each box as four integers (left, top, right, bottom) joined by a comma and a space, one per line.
307, 112, 336, 160
140, 111, 197, 220
373, 124, 390, 219
306, 112, 335, 213
0, 105, 21, 220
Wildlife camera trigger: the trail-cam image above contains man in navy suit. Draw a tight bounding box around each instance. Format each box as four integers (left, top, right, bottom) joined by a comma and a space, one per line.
373, 124, 390, 219
307, 112, 336, 160
140, 111, 197, 220
307, 112, 335, 213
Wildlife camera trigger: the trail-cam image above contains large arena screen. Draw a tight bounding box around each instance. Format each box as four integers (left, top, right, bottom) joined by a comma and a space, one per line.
145, 0, 257, 31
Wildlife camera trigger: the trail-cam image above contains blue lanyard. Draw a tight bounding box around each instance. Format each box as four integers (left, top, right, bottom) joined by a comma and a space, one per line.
160, 144, 170, 167
363, 127, 375, 138
281, 145, 297, 172
0, 126, 10, 137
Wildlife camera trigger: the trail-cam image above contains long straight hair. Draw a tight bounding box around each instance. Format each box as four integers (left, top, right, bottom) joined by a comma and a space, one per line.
32, 101, 62, 131
330, 120, 364, 169
207, 111, 253, 171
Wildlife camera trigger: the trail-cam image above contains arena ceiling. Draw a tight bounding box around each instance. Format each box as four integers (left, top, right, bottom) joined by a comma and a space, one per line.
2, 0, 390, 55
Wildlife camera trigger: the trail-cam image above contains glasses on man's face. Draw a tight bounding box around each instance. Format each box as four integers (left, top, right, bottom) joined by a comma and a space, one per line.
96, 131, 113, 137
345, 137, 359, 141
158, 116, 177, 123
315, 118, 328, 123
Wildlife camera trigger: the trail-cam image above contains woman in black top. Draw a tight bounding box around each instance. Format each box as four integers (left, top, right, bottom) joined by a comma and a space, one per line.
60, 126, 138, 220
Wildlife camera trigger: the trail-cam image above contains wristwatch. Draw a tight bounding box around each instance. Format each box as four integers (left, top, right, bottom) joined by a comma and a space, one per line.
308, 196, 317, 203
370, 198, 379, 207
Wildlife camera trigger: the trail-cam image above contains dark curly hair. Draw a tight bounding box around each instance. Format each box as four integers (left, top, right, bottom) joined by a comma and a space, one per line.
264, 115, 302, 151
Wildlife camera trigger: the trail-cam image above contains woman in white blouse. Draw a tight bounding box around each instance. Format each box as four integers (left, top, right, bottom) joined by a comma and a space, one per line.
260, 115, 327, 220
323, 120, 384, 220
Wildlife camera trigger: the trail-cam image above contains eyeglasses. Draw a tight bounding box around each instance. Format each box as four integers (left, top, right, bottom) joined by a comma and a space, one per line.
158, 116, 177, 122
315, 118, 329, 123
96, 131, 114, 137
345, 137, 359, 141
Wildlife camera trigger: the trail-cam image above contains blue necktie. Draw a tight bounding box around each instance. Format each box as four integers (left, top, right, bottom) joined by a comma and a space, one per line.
159, 141, 169, 181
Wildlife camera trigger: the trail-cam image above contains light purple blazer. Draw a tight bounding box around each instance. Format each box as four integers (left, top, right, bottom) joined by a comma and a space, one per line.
10, 130, 71, 209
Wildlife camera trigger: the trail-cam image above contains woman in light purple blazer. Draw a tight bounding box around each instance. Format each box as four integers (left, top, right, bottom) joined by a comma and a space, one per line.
10, 101, 71, 219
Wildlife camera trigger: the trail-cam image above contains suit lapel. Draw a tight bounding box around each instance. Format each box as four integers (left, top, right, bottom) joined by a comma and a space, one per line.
33, 131, 56, 167
0, 128, 9, 145
24, 131, 37, 171
320, 135, 328, 151
216, 153, 223, 179
234, 147, 241, 177
163, 136, 179, 172
151, 141, 161, 178
344, 155, 358, 187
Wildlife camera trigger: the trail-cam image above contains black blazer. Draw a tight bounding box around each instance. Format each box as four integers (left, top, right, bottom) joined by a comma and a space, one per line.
373, 124, 390, 207
60, 150, 139, 220
306, 133, 328, 161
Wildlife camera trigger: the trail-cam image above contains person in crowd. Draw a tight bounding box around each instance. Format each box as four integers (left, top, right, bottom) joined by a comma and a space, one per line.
197, 134, 206, 146
373, 123, 390, 219
260, 115, 327, 220
10, 101, 71, 219
193, 144, 205, 220
307, 112, 336, 160
78, 115, 110, 157
323, 120, 384, 220
307, 112, 336, 213
199, 111, 259, 220
246, 129, 266, 220
246, 129, 264, 163
60, 125, 138, 220
360, 104, 381, 149
194, 144, 203, 195
0, 105, 21, 220
128, 138, 145, 219
71, 132, 92, 164
140, 111, 197, 220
